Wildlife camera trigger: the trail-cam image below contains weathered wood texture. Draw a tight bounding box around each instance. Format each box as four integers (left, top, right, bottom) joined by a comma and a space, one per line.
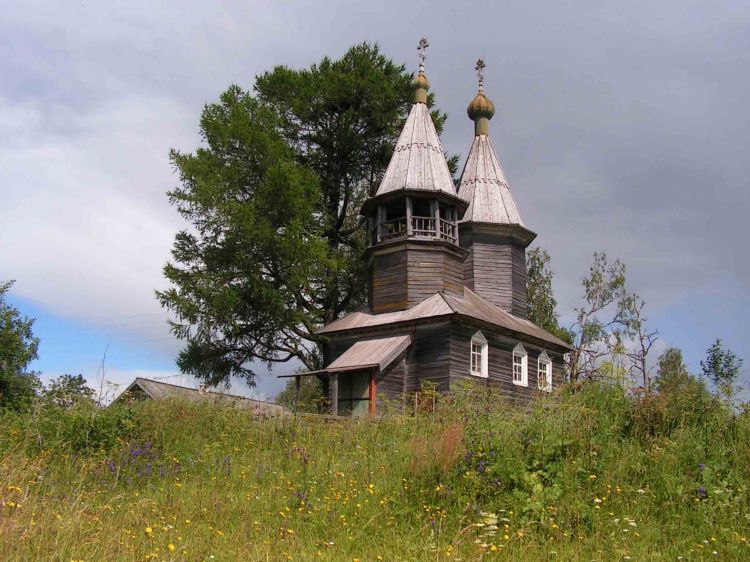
376, 356, 407, 410
369, 242, 467, 313
370, 250, 408, 313
449, 321, 565, 403
325, 322, 452, 398
460, 228, 527, 318
405, 321, 452, 392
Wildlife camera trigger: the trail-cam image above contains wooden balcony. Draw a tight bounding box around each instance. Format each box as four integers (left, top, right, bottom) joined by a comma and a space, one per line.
377, 216, 457, 244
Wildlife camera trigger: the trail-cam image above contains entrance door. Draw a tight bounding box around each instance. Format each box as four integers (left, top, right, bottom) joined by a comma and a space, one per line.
337, 371, 373, 417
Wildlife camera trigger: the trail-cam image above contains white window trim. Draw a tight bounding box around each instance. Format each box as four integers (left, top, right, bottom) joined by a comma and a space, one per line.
537, 351, 552, 392
470, 331, 489, 378
512, 343, 528, 386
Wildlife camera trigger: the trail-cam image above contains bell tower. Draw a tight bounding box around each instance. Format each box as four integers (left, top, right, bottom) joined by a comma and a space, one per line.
362, 39, 468, 314
457, 60, 536, 318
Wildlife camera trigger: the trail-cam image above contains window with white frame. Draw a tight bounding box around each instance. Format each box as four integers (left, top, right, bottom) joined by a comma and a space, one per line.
537, 351, 552, 392
470, 331, 488, 378
512, 343, 528, 386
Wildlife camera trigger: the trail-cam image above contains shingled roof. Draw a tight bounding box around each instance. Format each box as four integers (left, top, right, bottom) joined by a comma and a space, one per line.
375, 102, 457, 198
458, 135, 524, 226
319, 287, 571, 350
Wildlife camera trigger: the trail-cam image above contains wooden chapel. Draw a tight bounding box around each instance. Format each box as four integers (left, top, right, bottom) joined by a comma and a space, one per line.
281, 41, 571, 415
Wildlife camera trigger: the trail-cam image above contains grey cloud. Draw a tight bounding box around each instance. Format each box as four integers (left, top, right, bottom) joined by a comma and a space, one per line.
1, 0, 748, 395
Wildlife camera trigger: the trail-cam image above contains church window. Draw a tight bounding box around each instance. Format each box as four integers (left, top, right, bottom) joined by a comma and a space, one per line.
512, 343, 527, 386
537, 351, 552, 392
470, 331, 488, 378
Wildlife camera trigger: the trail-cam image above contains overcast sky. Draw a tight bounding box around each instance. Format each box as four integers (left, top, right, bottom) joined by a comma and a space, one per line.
1, 0, 748, 399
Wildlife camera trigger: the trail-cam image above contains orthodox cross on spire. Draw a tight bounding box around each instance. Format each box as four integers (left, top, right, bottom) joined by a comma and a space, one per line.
417, 38, 429, 72
475, 58, 486, 92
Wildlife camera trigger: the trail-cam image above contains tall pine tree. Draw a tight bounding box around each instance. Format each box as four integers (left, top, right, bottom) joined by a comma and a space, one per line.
158, 43, 455, 386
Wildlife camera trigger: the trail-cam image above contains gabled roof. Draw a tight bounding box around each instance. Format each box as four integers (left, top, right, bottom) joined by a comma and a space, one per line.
112, 378, 285, 414
457, 135, 524, 226
375, 102, 456, 198
318, 288, 570, 350
328, 334, 412, 371
318, 292, 452, 334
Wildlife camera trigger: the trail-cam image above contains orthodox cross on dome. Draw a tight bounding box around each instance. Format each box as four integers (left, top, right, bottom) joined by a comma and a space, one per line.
475, 58, 486, 92
417, 38, 429, 71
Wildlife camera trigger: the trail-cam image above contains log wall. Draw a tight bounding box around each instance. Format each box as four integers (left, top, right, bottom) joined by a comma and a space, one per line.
460, 228, 528, 318
449, 321, 566, 403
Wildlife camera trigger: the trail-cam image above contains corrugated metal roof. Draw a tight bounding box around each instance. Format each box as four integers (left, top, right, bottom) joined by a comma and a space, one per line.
457, 135, 523, 226
328, 334, 412, 371
318, 288, 570, 350
375, 102, 457, 198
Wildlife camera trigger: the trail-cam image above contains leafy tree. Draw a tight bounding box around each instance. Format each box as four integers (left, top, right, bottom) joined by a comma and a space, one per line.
0, 280, 41, 411
655, 347, 690, 393
700, 339, 744, 398
44, 374, 95, 408
159, 43, 455, 386
275, 376, 327, 413
567, 252, 629, 382
526, 247, 573, 344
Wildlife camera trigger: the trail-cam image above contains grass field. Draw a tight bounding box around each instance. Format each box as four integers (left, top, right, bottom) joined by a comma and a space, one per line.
1, 383, 749, 561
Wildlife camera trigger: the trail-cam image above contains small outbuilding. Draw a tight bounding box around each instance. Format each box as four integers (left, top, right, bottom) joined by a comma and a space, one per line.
113, 377, 285, 416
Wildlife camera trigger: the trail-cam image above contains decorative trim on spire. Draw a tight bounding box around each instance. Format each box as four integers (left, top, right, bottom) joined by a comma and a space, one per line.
458, 135, 524, 225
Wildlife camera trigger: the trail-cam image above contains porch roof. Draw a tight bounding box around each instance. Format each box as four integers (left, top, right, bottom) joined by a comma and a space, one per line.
328, 334, 412, 372
277, 334, 412, 379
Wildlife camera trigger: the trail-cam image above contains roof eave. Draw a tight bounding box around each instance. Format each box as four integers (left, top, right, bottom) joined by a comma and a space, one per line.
361, 189, 469, 216
458, 222, 537, 247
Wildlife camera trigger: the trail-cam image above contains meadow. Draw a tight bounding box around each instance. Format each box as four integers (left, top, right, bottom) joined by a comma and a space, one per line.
1, 383, 749, 561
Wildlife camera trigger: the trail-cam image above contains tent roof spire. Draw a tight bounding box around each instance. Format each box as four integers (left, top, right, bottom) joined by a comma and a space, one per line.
458, 59, 525, 226
370, 38, 458, 200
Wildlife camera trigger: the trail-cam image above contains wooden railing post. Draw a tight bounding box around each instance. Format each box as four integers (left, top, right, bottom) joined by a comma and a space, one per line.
330, 372, 339, 416
406, 197, 413, 236
433, 199, 440, 238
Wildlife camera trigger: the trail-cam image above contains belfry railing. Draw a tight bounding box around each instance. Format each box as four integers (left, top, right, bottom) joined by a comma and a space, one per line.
377, 216, 456, 244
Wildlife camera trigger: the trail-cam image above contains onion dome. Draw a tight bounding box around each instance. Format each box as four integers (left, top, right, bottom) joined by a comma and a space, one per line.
467, 91, 495, 121
467, 59, 494, 136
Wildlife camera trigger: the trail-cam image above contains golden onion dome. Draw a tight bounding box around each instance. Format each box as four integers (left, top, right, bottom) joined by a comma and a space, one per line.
413, 70, 430, 103
467, 91, 495, 121
413, 71, 430, 91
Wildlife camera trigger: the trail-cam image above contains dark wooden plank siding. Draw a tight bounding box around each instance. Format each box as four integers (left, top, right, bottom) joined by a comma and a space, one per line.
510, 244, 527, 318
449, 321, 565, 403
376, 356, 406, 410
406, 321, 452, 393
370, 242, 467, 313
406, 248, 446, 306
459, 229, 528, 318
371, 250, 408, 313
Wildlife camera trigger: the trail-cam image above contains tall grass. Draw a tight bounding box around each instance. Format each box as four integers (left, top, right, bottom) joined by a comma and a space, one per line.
1, 383, 749, 561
